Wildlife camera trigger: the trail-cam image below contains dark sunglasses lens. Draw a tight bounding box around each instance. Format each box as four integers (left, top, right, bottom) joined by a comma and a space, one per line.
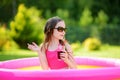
57, 27, 66, 32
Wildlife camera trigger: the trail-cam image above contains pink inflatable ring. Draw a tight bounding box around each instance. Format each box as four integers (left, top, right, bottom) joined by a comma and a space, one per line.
0, 57, 120, 80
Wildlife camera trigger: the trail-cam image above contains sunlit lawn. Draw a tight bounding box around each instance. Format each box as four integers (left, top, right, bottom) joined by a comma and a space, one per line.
0, 45, 120, 61
75, 45, 120, 58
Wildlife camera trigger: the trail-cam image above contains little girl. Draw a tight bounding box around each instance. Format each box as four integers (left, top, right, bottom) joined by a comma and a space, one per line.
28, 16, 77, 70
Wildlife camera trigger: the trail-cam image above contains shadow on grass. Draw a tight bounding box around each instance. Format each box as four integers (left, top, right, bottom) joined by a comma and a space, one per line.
0, 49, 38, 61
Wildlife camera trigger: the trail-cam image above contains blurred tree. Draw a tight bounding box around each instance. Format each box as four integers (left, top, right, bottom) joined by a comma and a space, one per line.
0, 25, 8, 50
79, 7, 93, 27
0, 24, 19, 51
90, 10, 108, 39
1, 0, 120, 24
95, 10, 108, 27
0, 0, 120, 45
10, 4, 46, 48
95, 10, 108, 40
77, 7, 93, 42
56, 9, 69, 20
0, 0, 15, 23
100, 24, 120, 45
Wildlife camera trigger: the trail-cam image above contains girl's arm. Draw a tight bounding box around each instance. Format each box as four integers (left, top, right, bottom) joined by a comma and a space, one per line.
63, 42, 77, 69
37, 49, 49, 70
64, 52, 77, 69
28, 42, 49, 70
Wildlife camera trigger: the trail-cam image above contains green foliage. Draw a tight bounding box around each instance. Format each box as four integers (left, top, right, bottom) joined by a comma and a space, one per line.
100, 24, 120, 45
0, 26, 8, 50
69, 7, 93, 43
10, 4, 46, 48
95, 10, 108, 27
94, 10, 120, 45
2, 39, 19, 51
87, 10, 109, 42
0, 1, 120, 45
0, 25, 19, 51
83, 38, 101, 51
71, 41, 81, 51
79, 7, 93, 27
56, 9, 69, 20
45, 10, 52, 18
1, 0, 120, 24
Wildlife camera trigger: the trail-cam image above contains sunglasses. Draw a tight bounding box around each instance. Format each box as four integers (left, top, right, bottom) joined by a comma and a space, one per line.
54, 27, 67, 32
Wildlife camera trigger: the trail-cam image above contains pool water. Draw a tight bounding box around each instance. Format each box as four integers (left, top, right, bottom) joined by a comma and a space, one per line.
18, 65, 103, 70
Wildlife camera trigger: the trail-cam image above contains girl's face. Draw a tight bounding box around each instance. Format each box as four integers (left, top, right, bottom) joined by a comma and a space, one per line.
52, 21, 66, 40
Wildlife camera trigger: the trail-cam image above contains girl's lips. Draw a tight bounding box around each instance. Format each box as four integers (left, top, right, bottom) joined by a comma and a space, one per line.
60, 34, 64, 36
60, 35, 64, 37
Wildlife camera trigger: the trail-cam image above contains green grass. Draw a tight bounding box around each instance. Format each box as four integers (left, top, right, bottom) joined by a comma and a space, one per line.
0, 45, 120, 61
0, 50, 37, 61
75, 45, 120, 58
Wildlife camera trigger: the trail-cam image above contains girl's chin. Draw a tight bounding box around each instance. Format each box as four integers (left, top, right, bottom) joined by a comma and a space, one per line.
59, 37, 64, 40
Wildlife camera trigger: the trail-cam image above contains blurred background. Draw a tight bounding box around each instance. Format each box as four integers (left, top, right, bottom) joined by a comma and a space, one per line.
0, 0, 120, 61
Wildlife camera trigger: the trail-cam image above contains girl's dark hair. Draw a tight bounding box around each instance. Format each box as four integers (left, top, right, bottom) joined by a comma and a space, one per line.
41, 16, 66, 51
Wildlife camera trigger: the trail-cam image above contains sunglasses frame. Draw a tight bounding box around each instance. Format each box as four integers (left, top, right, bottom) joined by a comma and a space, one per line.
54, 26, 67, 32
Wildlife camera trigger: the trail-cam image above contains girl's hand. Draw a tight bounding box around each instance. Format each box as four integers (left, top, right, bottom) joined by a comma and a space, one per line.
27, 42, 40, 52
60, 51, 69, 62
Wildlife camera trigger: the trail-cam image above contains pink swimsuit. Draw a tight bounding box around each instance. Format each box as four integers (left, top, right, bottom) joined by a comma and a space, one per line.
46, 44, 68, 69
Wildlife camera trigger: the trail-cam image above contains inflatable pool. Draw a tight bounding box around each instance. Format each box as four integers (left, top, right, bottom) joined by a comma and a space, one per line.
0, 57, 120, 80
